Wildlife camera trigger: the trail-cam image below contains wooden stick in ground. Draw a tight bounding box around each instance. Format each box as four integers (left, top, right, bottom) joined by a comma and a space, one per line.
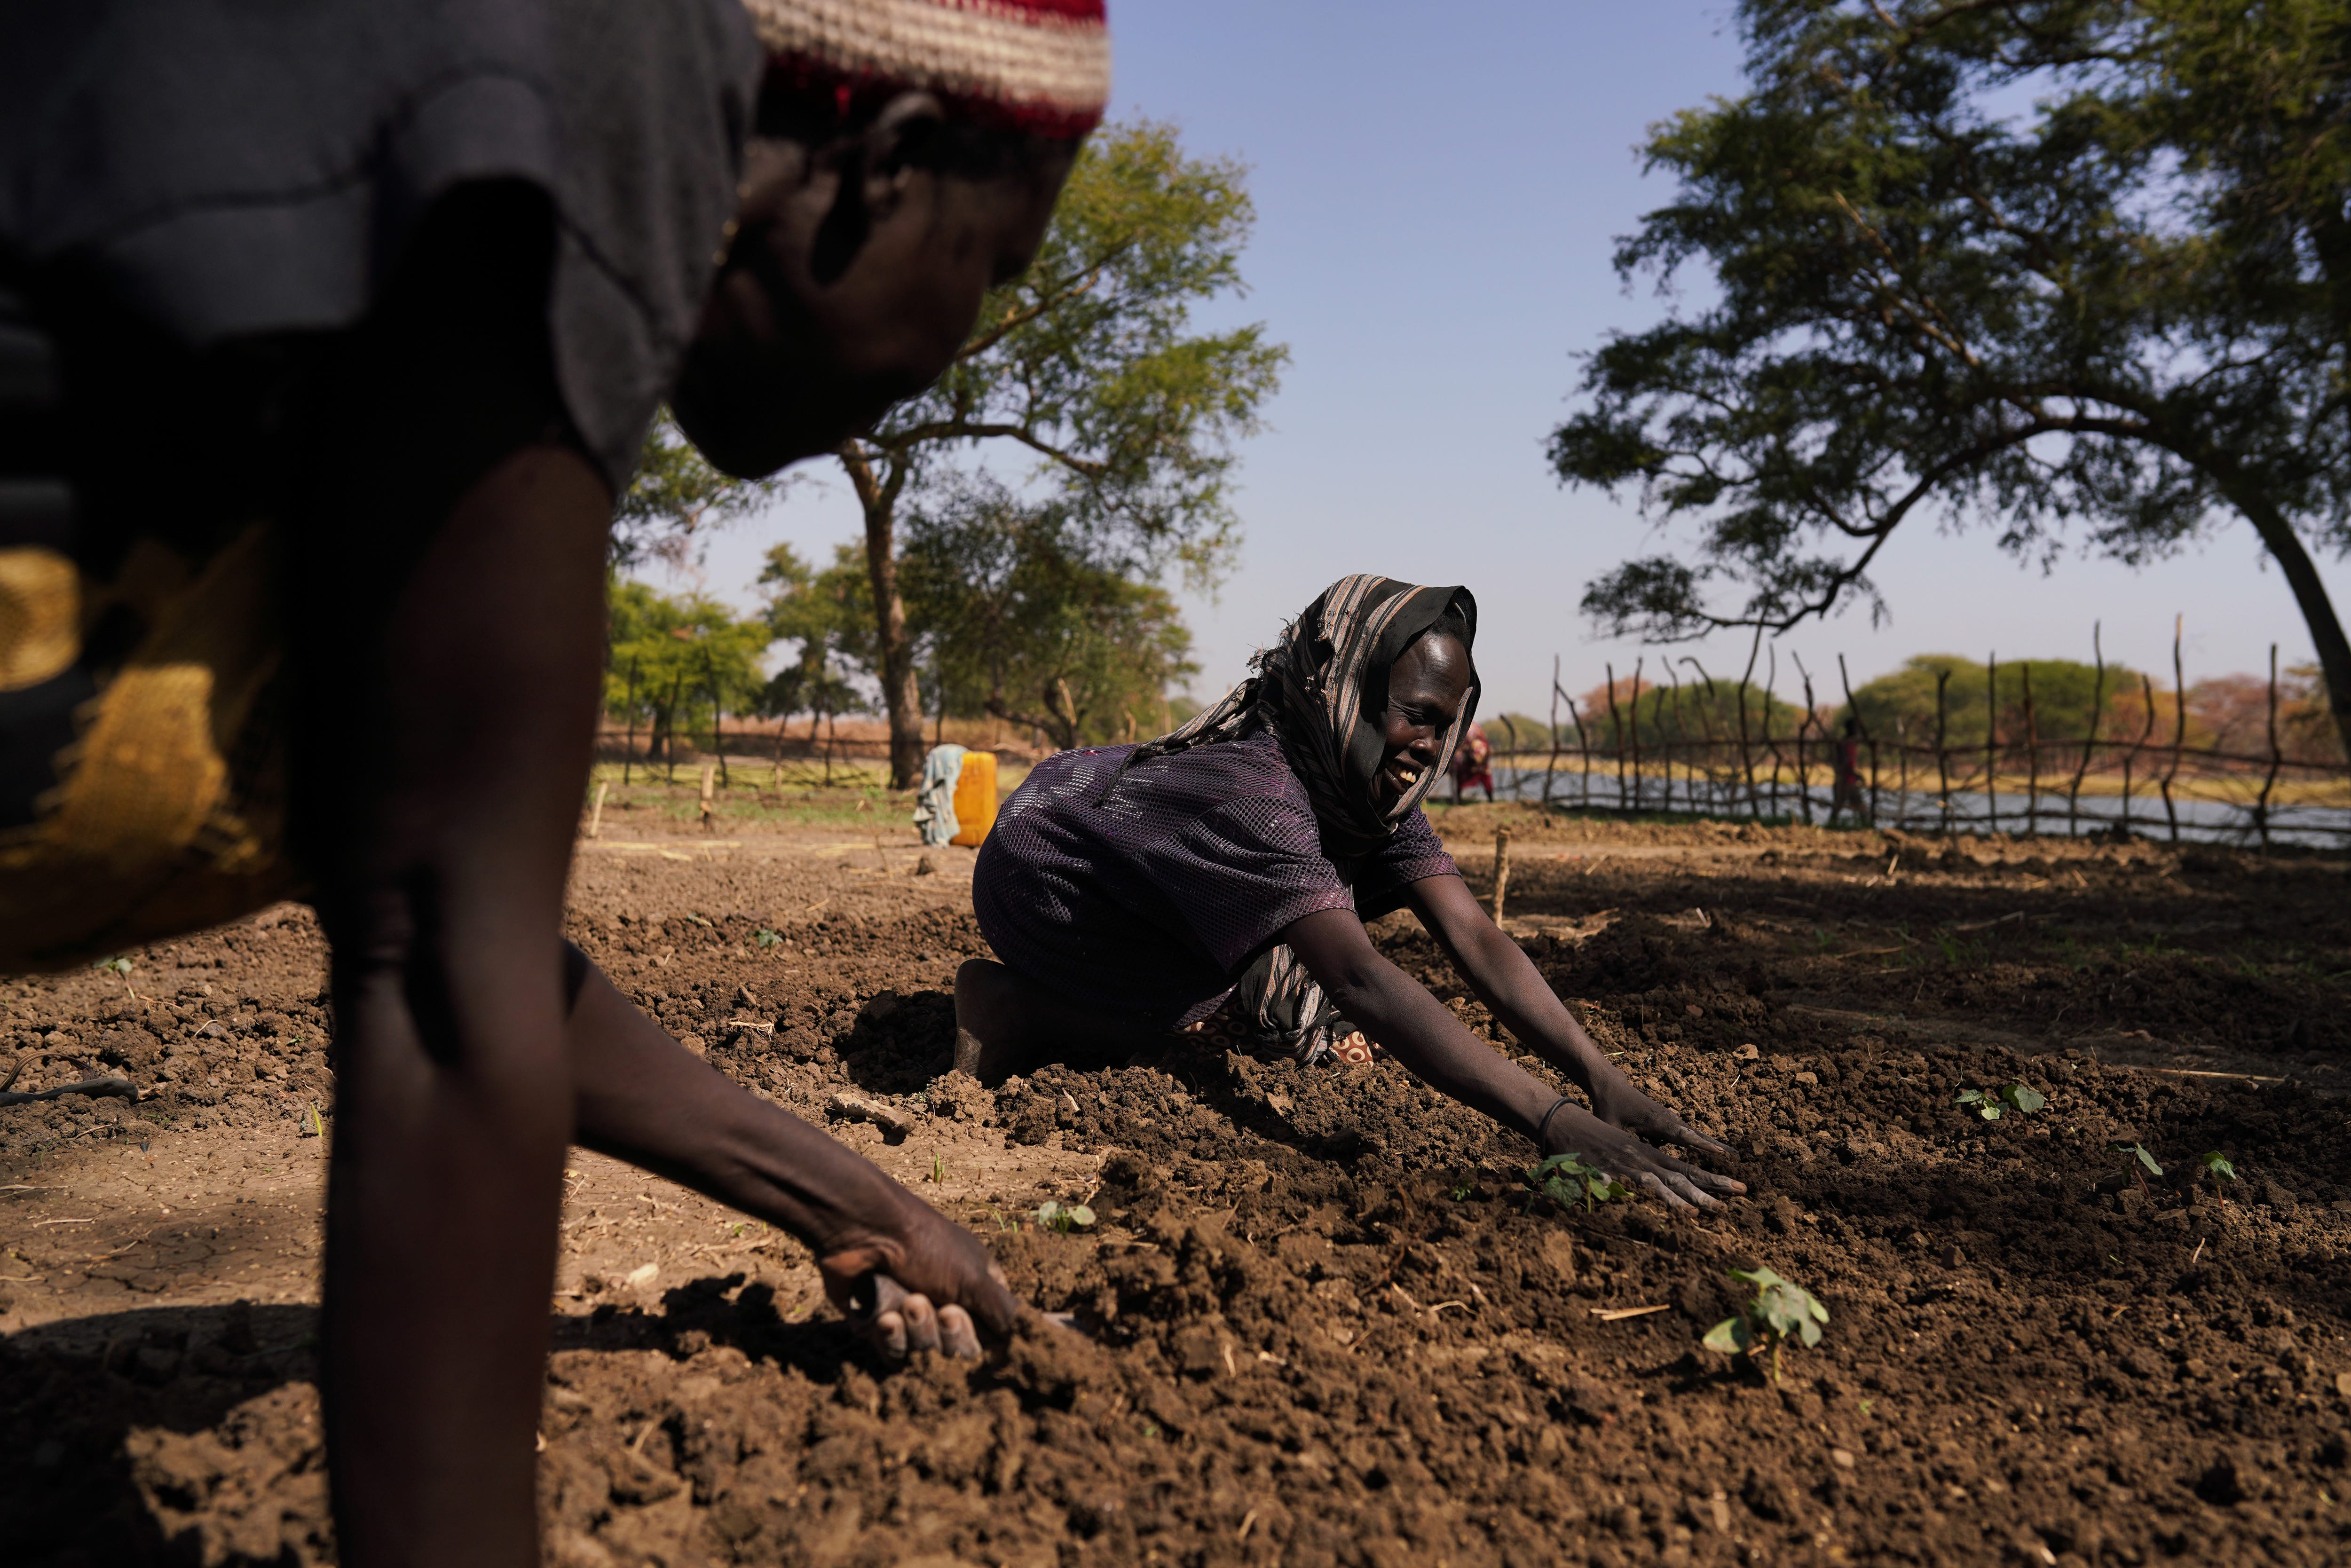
587, 780, 608, 839
1491, 827, 1514, 923
2258, 642, 2283, 847
2162, 615, 2186, 842
2067, 622, 2106, 838
699, 762, 716, 832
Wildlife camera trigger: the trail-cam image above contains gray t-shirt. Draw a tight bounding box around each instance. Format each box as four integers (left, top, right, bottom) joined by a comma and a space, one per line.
0, 0, 763, 491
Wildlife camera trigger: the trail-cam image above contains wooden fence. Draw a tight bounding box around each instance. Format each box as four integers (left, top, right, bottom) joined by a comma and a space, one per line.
1480, 629, 2348, 850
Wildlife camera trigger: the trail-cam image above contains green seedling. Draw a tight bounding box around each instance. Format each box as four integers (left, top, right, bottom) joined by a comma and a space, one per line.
2112, 1142, 2163, 1200
1955, 1084, 2046, 1121
95, 956, 138, 1001
753, 929, 781, 949
2198, 1150, 2238, 1188
1702, 1266, 1829, 1383
1525, 1153, 1630, 1214
924, 1151, 946, 1184
1036, 1198, 1095, 1233
303, 1103, 324, 1139
1450, 1182, 1475, 1202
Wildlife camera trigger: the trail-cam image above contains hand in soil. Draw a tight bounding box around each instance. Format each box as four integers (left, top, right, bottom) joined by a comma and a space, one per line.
839, 1272, 982, 1359
1540, 1099, 1745, 1212
1587, 1070, 1735, 1159
816, 1197, 1017, 1361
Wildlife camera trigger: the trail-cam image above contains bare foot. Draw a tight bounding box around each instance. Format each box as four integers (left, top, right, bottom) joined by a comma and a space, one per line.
951, 959, 1041, 1087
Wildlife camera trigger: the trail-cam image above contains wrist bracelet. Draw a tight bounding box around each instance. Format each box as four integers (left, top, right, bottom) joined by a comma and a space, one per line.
1534, 1095, 1571, 1147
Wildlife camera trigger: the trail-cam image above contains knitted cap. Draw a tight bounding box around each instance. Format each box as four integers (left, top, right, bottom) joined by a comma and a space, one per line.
741, 0, 1111, 139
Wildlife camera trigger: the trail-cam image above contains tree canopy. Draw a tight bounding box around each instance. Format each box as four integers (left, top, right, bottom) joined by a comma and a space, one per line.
604, 580, 769, 764
1549, 0, 2351, 758
898, 480, 1198, 751
832, 119, 1286, 784
614, 414, 783, 571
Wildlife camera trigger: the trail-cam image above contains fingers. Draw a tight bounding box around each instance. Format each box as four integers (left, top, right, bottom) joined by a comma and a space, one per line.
846, 1273, 985, 1360
938, 1304, 981, 1358
1659, 1120, 1734, 1158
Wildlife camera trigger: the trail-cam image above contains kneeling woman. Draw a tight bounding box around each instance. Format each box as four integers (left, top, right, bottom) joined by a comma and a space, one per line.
956, 575, 1743, 1209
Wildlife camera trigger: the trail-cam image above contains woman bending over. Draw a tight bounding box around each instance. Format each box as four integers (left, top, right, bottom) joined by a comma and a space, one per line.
955, 576, 1743, 1208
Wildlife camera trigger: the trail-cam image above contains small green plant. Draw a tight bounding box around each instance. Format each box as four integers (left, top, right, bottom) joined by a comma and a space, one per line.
1525, 1153, 1630, 1213
95, 956, 137, 1001
753, 929, 781, 948
924, 1151, 946, 1184
2198, 1150, 2238, 1185
1703, 1266, 1828, 1382
303, 1103, 324, 1139
1955, 1083, 2047, 1121
1036, 1198, 1095, 1233
1450, 1182, 1475, 1201
2112, 1142, 2164, 1199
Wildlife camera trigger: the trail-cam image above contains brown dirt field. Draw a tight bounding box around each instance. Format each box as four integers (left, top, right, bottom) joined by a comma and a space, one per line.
5, 805, 2351, 1566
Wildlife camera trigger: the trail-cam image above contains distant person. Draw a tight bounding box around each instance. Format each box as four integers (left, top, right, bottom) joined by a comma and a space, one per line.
1832, 715, 1867, 821
952, 575, 1743, 1209
0, 0, 1105, 1561
1451, 719, 1496, 802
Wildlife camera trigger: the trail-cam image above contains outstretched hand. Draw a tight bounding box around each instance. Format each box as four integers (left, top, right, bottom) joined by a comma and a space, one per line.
1543, 1099, 1745, 1212
1587, 1072, 1736, 1161
818, 1196, 1018, 1361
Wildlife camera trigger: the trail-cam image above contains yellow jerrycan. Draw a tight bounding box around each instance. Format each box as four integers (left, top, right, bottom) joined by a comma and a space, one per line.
950, 750, 997, 846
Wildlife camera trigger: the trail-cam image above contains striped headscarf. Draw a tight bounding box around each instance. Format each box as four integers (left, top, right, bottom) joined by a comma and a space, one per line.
1111, 575, 1480, 854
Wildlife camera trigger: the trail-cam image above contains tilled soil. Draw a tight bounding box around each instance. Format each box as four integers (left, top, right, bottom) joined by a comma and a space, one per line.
5, 812, 2351, 1566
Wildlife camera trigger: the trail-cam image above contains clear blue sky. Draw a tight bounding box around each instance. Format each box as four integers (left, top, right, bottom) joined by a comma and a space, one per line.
657, 0, 2350, 716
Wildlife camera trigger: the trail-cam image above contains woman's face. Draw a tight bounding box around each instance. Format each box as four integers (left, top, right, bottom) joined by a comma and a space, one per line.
1374, 632, 1474, 809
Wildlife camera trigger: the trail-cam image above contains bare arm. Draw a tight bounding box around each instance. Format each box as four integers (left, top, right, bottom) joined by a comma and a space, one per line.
1279, 907, 1741, 1210
1406, 873, 1730, 1157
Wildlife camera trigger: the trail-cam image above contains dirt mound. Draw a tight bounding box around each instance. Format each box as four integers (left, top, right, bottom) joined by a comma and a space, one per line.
7, 819, 2351, 1564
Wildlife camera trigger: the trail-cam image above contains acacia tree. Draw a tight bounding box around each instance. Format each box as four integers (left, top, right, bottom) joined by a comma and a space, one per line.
1549, 0, 2351, 758
834, 119, 1285, 786
898, 479, 1198, 749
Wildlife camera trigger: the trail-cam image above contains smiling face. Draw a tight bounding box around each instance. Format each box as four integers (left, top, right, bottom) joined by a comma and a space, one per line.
1372, 630, 1475, 811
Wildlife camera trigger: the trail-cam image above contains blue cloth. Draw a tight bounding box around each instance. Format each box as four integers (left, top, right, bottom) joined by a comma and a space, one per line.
915, 743, 967, 847
973, 729, 1458, 1029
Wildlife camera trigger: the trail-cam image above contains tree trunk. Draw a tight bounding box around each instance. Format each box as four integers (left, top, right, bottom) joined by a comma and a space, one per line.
2218, 481, 2351, 764
836, 441, 926, 789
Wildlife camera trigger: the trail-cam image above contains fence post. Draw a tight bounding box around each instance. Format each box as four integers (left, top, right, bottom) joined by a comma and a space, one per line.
1605, 662, 1628, 815
1837, 653, 1875, 827
1682, 657, 1727, 819
1934, 667, 1951, 835
2067, 623, 2106, 837
1565, 689, 1594, 811
1895, 715, 1909, 828
1544, 655, 1563, 808
621, 659, 640, 787
2121, 671, 2156, 836
1985, 652, 1999, 835
1792, 654, 1820, 826
2021, 661, 2039, 836
1663, 662, 1687, 817
2257, 642, 2283, 848
2160, 615, 2185, 843
1629, 656, 1646, 814
1736, 627, 1763, 817
1762, 645, 1785, 820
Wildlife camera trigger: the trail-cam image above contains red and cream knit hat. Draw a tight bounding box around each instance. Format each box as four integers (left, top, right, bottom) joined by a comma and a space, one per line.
741, 0, 1111, 139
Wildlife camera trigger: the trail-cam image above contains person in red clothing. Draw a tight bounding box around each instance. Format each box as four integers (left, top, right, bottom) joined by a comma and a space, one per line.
1451, 719, 1496, 801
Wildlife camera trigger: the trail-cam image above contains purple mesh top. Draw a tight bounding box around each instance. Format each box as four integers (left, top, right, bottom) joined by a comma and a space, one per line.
972, 729, 1459, 1028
